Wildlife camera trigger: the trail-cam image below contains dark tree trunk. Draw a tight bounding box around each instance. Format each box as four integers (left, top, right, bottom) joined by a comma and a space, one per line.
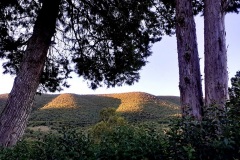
176, 0, 203, 120
204, 0, 228, 109
0, 0, 61, 147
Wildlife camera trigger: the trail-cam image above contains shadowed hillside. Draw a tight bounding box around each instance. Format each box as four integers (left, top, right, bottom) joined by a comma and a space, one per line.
29, 93, 121, 127
0, 92, 180, 127
0, 94, 59, 112
33, 94, 59, 110
157, 96, 181, 106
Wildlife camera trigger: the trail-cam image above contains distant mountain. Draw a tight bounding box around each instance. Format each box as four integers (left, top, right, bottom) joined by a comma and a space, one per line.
0, 92, 180, 127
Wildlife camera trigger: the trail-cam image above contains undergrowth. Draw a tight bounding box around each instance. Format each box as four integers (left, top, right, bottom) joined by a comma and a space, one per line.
1, 105, 240, 160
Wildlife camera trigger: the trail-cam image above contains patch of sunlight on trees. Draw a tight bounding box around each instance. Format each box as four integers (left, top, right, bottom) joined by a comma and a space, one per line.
41, 93, 77, 109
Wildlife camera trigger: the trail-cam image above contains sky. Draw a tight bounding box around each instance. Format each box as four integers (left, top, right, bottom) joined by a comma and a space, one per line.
0, 14, 240, 96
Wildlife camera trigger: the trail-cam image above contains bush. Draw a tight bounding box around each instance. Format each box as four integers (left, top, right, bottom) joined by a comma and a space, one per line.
166, 105, 240, 160
0, 108, 166, 160
89, 107, 167, 159
2, 103, 240, 160
99, 107, 118, 122
94, 124, 166, 160
0, 131, 93, 160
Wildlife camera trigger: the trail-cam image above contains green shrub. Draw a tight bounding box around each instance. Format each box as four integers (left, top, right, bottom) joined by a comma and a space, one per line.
89, 108, 167, 159
0, 131, 93, 160
3, 103, 240, 160
99, 107, 118, 122
0, 141, 34, 160
166, 105, 240, 160
0, 110, 167, 160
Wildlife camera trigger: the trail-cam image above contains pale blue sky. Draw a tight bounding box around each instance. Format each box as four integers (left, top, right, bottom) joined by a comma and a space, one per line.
0, 14, 239, 96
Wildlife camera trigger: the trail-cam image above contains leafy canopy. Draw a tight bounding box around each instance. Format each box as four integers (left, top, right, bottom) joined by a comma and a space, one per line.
1, 0, 239, 92
0, 0, 166, 92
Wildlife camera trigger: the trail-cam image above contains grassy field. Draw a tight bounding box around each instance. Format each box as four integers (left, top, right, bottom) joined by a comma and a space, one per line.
0, 92, 180, 134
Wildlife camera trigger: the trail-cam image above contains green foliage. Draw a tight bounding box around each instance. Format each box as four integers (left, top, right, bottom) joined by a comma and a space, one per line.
99, 107, 118, 122
0, 111, 166, 160
0, 131, 93, 160
157, 96, 181, 106
93, 124, 166, 160
166, 105, 240, 160
89, 107, 128, 141
0, 0, 165, 92
2, 98, 240, 159
226, 0, 240, 13
228, 71, 240, 107
23, 92, 180, 129
0, 141, 32, 160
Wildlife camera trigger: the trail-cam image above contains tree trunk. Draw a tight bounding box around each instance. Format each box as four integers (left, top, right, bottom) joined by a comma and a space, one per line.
0, 0, 61, 147
176, 0, 203, 120
204, 0, 228, 109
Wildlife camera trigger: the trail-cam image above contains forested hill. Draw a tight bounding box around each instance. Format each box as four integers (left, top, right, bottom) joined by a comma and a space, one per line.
0, 92, 180, 126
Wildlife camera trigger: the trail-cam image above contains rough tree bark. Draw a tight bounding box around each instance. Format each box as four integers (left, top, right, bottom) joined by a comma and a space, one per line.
0, 0, 61, 147
204, 0, 228, 109
176, 0, 203, 120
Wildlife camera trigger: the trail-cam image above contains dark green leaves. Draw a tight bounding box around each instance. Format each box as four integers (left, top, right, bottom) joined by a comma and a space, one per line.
226, 0, 240, 13
64, 0, 162, 89
228, 71, 240, 106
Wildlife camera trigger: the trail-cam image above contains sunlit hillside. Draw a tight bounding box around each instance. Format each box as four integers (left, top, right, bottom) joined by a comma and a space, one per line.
103, 92, 155, 112
29, 93, 121, 127
102, 92, 180, 121
42, 93, 77, 109
0, 92, 181, 128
